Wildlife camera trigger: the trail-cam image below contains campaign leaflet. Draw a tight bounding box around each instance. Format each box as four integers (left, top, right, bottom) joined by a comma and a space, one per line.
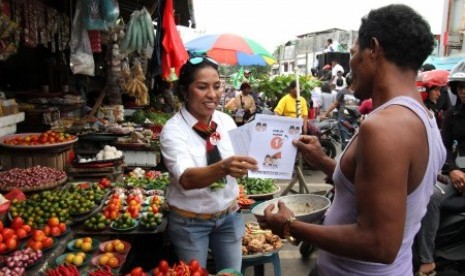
229, 114, 302, 179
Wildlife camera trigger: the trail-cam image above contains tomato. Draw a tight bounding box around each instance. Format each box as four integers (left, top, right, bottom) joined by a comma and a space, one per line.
47, 217, 60, 227
130, 267, 144, 276
189, 260, 201, 272
58, 223, 67, 233
22, 225, 32, 234
0, 243, 6, 252
32, 230, 45, 242
11, 217, 24, 230
50, 226, 61, 237
5, 238, 17, 251
2, 229, 15, 240
28, 240, 43, 251
0, 221, 3, 231
42, 237, 53, 248
16, 228, 27, 239
158, 260, 170, 273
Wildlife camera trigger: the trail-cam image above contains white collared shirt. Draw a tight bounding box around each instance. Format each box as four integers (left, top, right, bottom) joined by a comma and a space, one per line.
160, 106, 238, 213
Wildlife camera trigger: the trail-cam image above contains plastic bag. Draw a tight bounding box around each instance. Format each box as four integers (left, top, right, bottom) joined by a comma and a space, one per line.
82, 0, 107, 30
100, 0, 119, 26
70, 0, 95, 76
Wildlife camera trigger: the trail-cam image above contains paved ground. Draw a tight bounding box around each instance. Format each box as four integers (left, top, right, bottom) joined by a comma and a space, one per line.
242, 168, 324, 276
242, 163, 465, 276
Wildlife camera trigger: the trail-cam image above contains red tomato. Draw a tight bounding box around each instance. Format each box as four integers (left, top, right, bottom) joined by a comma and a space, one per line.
158, 260, 170, 273
0, 243, 6, 252
50, 226, 61, 237
189, 259, 201, 272
130, 267, 144, 276
11, 217, 24, 230
2, 229, 15, 240
5, 238, 17, 251
0, 221, 3, 231
22, 225, 32, 234
16, 228, 27, 239
42, 237, 53, 248
57, 223, 67, 233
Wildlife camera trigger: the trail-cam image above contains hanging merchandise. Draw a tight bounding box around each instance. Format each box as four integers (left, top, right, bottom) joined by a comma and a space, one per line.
125, 59, 149, 106
70, 0, 95, 76
88, 30, 102, 53
121, 7, 155, 54
82, 0, 119, 31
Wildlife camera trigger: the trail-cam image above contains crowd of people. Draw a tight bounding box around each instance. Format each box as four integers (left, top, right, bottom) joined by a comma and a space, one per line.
155, 3, 464, 276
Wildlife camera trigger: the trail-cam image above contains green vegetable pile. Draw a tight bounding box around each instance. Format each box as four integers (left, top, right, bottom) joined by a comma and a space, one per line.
238, 177, 276, 195
124, 173, 170, 190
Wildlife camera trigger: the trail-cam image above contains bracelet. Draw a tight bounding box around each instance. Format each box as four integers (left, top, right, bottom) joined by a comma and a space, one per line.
283, 216, 298, 246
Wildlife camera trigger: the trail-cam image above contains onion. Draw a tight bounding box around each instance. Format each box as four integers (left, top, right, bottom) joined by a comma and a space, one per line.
7, 260, 15, 267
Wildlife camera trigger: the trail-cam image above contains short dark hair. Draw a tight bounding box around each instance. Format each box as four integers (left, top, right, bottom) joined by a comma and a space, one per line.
289, 80, 297, 90
240, 82, 251, 90
358, 4, 434, 72
420, 63, 436, 72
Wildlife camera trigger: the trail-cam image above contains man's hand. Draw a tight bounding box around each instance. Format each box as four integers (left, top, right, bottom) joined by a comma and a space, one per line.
293, 135, 327, 170
257, 201, 295, 238
449, 169, 465, 193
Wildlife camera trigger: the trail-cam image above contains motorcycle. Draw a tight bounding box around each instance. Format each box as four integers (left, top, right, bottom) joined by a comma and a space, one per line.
307, 118, 339, 159
412, 175, 465, 273
431, 177, 465, 272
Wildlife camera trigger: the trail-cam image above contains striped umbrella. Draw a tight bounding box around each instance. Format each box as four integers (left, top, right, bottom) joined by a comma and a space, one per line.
184, 33, 276, 66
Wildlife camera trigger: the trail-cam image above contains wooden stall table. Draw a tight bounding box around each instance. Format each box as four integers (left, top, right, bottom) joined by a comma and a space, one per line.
0, 133, 78, 171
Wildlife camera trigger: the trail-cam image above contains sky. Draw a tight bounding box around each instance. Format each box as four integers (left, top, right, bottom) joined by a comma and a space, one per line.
193, 0, 445, 53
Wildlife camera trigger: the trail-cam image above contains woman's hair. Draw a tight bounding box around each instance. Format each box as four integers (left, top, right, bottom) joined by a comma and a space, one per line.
358, 4, 434, 72
176, 56, 219, 102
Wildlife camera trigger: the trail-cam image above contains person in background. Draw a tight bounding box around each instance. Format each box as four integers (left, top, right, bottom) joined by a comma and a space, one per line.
330, 59, 344, 86
160, 55, 258, 272
320, 75, 357, 150
423, 84, 446, 128
225, 82, 256, 125
334, 70, 346, 91
274, 80, 308, 134
414, 60, 465, 276
319, 65, 332, 82
420, 63, 452, 115
319, 82, 336, 115
258, 4, 445, 275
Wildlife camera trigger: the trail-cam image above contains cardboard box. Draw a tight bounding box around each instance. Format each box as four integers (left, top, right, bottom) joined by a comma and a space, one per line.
0, 99, 19, 116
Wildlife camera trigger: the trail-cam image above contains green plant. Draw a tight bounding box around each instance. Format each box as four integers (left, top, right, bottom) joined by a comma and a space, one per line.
256, 75, 322, 104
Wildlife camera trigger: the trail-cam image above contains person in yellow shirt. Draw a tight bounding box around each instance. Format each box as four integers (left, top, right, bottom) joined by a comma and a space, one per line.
225, 82, 256, 125
274, 80, 308, 134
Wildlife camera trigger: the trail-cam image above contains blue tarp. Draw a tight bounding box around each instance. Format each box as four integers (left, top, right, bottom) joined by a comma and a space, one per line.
424, 55, 465, 71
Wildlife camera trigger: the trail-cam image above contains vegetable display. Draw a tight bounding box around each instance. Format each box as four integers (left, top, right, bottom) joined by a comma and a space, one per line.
124, 169, 169, 190
238, 177, 276, 195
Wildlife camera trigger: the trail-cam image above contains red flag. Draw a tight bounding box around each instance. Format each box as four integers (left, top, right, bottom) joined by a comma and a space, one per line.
161, 0, 188, 80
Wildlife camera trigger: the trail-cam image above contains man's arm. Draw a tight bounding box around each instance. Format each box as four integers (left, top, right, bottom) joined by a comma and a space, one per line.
272, 110, 419, 263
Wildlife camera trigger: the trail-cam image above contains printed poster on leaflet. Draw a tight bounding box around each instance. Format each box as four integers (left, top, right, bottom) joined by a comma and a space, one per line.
248, 114, 302, 179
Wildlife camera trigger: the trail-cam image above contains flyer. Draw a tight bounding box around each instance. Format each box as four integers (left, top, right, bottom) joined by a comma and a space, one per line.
229, 114, 302, 179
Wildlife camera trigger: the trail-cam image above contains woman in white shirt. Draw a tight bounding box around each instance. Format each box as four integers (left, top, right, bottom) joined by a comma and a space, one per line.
160, 55, 258, 272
